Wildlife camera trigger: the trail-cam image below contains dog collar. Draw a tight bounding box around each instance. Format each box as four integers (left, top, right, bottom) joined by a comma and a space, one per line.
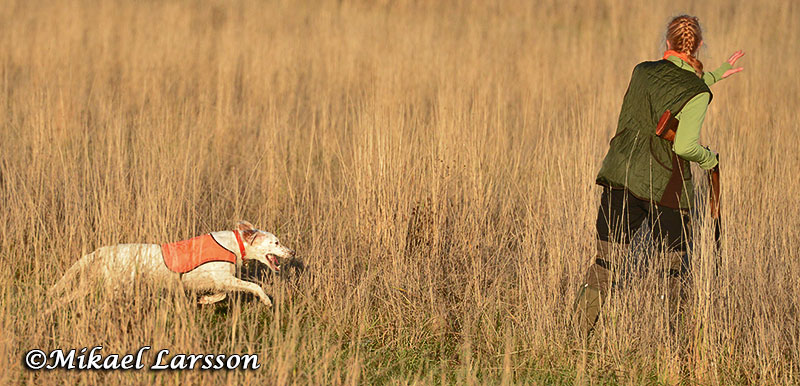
233, 230, 247, 261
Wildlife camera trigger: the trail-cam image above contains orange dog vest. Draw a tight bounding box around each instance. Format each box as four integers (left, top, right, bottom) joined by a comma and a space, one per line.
161, 233, 244, 274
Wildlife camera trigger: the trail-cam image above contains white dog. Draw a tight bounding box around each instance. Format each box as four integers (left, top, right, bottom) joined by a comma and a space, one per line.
48, 221, 294, 308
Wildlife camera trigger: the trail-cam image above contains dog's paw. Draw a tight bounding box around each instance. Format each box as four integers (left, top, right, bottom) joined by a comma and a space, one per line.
261, 296, 273, 307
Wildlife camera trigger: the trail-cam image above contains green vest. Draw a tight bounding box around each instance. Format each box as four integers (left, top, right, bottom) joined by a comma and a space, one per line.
596, 60, 712, 209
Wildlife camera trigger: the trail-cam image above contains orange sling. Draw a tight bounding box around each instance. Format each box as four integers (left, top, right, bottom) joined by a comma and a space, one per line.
663, 50, 693, 63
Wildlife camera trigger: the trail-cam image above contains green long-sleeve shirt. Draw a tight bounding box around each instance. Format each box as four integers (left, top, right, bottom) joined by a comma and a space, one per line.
667, 55, 732, 169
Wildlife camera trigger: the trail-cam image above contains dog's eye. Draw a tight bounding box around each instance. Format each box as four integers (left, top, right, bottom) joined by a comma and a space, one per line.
274, 241, 279, 246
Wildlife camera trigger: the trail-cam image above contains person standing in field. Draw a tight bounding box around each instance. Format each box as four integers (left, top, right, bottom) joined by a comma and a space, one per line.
573, 15, 745, 337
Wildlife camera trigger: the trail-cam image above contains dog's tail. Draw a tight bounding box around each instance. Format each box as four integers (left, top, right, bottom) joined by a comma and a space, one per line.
48, 250, 98, 298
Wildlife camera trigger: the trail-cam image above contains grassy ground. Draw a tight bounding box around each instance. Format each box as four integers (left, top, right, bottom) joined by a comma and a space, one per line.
1, 0, 798, 384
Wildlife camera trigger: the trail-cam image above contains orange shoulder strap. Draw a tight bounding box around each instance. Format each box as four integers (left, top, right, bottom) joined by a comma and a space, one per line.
663, 50, 692, 64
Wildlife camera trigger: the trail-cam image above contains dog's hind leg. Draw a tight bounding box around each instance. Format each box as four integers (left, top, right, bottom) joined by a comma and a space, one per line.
48, 251, 98, 297
42, 285, 92, 316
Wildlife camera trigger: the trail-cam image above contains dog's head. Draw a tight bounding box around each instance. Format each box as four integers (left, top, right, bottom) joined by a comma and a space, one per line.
236, 221, 295, 273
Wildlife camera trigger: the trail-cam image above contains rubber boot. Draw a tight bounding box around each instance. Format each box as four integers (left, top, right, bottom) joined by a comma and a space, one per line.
663, 250, 689, 335
573, 240, 625, 338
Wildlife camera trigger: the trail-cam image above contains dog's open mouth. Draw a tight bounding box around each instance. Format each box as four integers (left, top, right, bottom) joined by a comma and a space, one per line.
265, 254, 281, 272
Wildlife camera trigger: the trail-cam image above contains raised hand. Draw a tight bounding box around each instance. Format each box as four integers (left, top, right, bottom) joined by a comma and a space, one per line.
722, 50, 745, 78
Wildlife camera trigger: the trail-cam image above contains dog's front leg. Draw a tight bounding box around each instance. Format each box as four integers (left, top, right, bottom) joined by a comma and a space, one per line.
199, 292, 227, 305
219, 277, 273, 307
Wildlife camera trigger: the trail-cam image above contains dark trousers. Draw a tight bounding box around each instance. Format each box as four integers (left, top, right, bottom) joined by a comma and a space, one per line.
574, 187, 692, 336
596, 187, 692, 272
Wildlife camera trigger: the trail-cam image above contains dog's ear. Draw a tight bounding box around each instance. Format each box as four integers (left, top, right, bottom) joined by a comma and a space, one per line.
236, 221, 255, 232
242, 229, 258, 245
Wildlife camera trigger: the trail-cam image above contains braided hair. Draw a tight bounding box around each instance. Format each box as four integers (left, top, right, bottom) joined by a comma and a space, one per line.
666, 15, 704, 77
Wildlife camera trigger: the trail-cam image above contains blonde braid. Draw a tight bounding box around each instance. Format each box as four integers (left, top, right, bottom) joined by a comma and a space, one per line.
667, 15, 704, 77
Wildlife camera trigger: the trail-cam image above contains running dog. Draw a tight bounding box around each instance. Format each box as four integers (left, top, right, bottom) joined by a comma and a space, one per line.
48, 221, 294, 309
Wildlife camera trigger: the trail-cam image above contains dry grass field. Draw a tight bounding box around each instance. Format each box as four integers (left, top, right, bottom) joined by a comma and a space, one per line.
1, 0, 798, 384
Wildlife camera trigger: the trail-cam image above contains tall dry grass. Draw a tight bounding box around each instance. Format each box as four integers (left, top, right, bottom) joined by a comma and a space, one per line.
1, 0, 798, 384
